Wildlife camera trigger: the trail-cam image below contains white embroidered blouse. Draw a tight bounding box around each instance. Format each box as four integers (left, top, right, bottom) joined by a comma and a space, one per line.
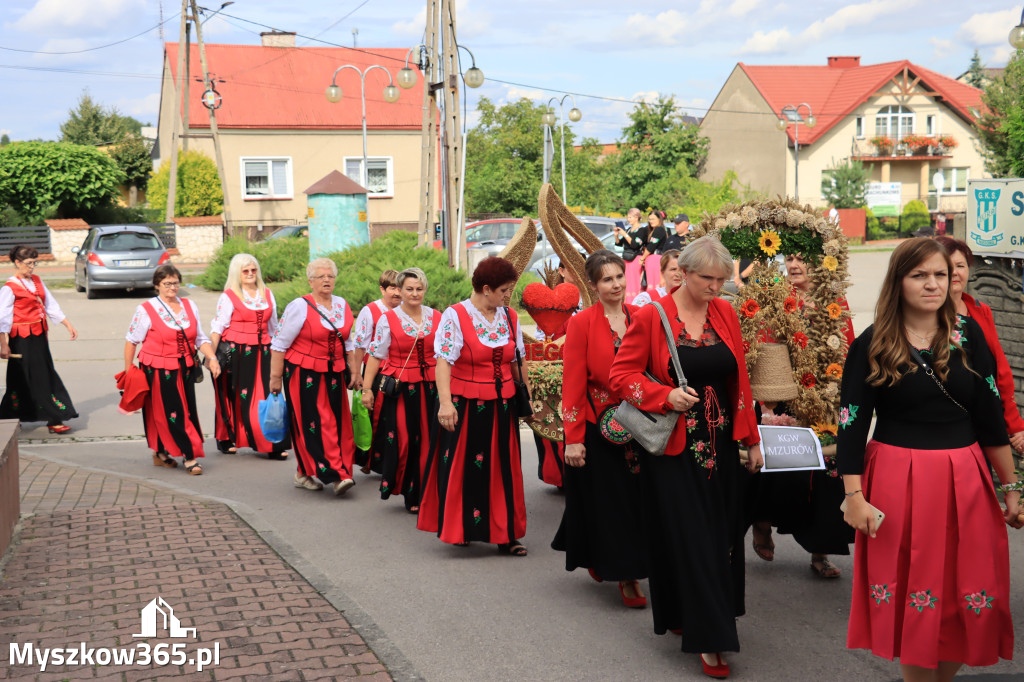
270, 295, 355, 353
125, 297, 210, 346
434, 300, 525, 366
631, 286, 668, 308
0, 276, 66, 333
368, 305, 437, 360
353, 299, 388, 350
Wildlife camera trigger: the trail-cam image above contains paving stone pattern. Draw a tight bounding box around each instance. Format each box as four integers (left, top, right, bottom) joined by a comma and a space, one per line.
1, 457, 391, 681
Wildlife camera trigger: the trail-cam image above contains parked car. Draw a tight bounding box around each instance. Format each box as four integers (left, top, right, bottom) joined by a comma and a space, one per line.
266, 224, 308, 240
464, 219, 522, 245
532, 230, 624, 277
72, 225, 170, 299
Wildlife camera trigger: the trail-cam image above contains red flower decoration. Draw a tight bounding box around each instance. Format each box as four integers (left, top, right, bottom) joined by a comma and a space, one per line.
740, 299, 760, 318
742, 340, 751, 354
793, 332, 809, 349
800, 373, 816, 388
784, 297, 798, 314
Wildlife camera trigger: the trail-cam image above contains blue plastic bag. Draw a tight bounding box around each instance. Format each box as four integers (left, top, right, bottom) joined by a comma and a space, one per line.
258, 393, 288, 443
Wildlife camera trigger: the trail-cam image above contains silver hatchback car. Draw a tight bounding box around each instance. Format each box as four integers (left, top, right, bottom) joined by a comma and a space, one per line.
72, 225, 170, 298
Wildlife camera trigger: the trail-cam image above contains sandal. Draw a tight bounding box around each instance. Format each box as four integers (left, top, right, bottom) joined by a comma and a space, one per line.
751, 525, 775, 562
266, 451, 288, 460
455, 541, 470, 547
152, 452, 177, 468
184, 461, 203, 476
216, 441, 237, 454
497, 541, 528, 557
810, 556, 841, 579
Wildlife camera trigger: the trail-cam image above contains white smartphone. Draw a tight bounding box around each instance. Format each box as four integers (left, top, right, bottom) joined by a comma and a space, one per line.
840, 498, 885, 531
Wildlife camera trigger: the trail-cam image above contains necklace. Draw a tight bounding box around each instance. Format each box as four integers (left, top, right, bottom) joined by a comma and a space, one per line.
905, 326, 938, 345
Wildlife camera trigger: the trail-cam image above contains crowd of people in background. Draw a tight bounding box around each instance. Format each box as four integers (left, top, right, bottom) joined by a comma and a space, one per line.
2, 213, 1022, 681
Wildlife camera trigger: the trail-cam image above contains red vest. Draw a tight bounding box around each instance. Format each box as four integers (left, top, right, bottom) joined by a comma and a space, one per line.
284, 295, 353, 373
137, 300, 199, 370
381, 308, 440, 383
448, 303, 517, 400
220, 289, 273, 345
6, 275, 48, 338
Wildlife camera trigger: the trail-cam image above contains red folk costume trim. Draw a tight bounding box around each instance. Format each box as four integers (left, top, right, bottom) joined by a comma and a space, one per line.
448, 303, 517, 400
221, 288, 273, 345
962, 293, 1024, 434
137, 300, 198, 370
381, 308, 440, 383
284, 295, 353, 373
6, 275, 48, 337
561, 303, 637, 445
608, 294, 759, 456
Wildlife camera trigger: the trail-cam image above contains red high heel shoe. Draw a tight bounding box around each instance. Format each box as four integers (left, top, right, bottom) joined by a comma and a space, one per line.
587, 568, 603, 583
701, 653, 729, 679
48, 424, 71, 434
618, 581, 647, 608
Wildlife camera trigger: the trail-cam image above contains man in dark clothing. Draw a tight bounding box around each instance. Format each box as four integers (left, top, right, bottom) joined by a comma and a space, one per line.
663, 213, 690, 253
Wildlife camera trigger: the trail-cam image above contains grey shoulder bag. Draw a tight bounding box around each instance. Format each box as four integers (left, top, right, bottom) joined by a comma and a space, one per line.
612, 301, 688, 454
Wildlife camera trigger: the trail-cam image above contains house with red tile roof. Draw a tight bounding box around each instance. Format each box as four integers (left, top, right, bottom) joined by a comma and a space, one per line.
156, 32, 424, 233
700, 56, 986, 214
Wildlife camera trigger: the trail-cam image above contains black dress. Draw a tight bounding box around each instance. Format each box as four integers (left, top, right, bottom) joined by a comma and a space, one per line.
642, 325, 744, 653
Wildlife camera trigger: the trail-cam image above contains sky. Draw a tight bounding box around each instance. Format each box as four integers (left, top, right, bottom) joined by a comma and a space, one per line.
0, 0, 1021, 144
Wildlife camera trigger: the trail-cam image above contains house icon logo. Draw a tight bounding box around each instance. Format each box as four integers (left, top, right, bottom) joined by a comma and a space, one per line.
132, 597, 197, 639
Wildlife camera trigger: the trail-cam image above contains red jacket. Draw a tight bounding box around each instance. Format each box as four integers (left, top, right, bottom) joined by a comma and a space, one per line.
6, 275, 47, 337
562, 303, 637, 445
963, 293, 1024, 434
609, 294, 759, 456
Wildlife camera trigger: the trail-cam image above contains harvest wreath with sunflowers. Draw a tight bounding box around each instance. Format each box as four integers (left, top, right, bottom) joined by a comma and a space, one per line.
690, 199, 852, 465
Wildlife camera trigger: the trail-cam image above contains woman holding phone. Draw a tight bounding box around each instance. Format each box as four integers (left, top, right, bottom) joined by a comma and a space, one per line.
838, 238, 1019, 681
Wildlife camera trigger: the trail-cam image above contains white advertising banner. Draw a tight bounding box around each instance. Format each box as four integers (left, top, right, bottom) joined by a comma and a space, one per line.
865, 182, 902, 217
966, 178, 1024, 255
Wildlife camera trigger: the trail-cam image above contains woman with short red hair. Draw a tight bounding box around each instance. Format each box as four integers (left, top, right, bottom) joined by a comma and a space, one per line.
418, 256, 529, 556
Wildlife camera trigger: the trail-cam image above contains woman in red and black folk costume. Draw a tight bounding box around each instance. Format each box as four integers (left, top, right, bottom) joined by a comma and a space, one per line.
0, 245, 78, 432
361, 267, 440, 513
418, 256, 529, 556
839, 238, 1020, 682
270, 257, 360, 496
352, 269, 401, 473
552, 249, 648, 608
208, 253, 287, 459
124, 264, 221, 475
610, 236, 763, 679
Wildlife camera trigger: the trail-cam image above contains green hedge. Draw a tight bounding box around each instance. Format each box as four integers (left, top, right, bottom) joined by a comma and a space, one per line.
196, 236, 311, 290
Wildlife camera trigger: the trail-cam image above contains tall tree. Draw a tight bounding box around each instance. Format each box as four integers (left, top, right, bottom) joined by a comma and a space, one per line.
608, 95, 709, 212
976, 49, 1024, 177
109, 134, 154, 197
0, 141, 123, 219
965, 50, 986, 88
59, 92, 143, 146
0, 134, 9, 147
821, 158, 870, 208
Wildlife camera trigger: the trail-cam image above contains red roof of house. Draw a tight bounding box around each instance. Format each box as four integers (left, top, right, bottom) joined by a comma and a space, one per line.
739, 59, 983, 146
164, 43, 423, 130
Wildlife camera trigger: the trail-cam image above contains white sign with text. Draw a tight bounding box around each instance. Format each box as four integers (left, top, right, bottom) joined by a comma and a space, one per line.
757, 425, 825, 472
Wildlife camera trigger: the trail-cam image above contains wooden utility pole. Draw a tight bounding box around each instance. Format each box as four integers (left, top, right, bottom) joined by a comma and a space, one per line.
164, 0, 189, 223
189, 0, 233, 227
440, 0, 466, 270
416, 2, 438, 248
182, 19, 191, 153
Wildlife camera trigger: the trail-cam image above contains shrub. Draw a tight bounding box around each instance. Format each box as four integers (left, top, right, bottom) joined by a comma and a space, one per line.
901, 199, 931, 235
197, 236, 310, 291
148, 150, 223, 218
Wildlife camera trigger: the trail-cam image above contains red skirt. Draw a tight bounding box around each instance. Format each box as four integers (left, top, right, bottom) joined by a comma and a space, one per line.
283, 361, 354, 485
623, 255, 661, 304
534, 431, 564, 488
848, 440, 1013, 668
213, 342, 288, 454
140, 362, 204, 459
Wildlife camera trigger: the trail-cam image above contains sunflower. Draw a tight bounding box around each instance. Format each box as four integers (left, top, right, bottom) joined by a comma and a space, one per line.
758, 228, 782, 257
827, 302, 843, 319
740, 299, 760, 318
822, 255, 839, 271
812, 422, 838, 438
825, 363, 843, 379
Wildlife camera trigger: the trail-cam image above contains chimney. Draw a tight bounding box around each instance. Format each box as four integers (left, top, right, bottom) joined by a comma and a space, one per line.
827, 56, 860, 68
260, 31, 296, 48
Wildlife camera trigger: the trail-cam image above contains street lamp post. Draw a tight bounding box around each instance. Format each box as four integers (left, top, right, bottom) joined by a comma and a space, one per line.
325, 65, 401, 193
775, 103, 816, 202
541, 94, 582, 203
1010, 8, 1024, 49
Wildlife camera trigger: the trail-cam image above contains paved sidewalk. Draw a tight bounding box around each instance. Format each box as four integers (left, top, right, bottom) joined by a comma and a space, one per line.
0, 456, 392, 681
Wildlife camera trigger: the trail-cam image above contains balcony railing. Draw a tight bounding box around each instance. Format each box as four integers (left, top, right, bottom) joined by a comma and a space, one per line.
852, 135, 956, 160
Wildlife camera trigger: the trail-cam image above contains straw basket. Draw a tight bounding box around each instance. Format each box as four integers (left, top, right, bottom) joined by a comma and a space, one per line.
749, 342, 799, 402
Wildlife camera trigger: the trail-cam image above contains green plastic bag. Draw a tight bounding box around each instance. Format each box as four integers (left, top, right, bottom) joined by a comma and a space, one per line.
351, 390, 372, 451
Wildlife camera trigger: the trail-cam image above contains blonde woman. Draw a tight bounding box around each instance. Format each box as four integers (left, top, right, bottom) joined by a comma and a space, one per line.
210, 253, 285, 459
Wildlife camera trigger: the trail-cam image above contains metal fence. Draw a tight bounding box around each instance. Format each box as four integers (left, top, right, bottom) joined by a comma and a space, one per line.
868, 211, 966, 240
0, 225, 51, 255
225, 219, 298, 242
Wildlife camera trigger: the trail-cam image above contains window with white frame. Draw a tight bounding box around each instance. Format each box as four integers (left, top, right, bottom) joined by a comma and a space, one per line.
855, 116, 864, 138
241, 157, 292, 199
344, 157, 393, 197
928, 167, 969, 194
926, 115, 937, 136
875, 105, 914, 141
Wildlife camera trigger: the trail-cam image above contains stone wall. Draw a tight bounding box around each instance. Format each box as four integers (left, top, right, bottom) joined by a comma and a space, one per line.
173, 217, 223, 263
967, 258, 1024, 414
44, 219, 90, 264
0, 420, 20, 559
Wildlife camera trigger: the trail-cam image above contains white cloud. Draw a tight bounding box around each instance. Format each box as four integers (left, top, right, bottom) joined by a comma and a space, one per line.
15, 0, 136, 34
738, 28, 792, 55
928, 36, 954, 59
959, 9, 1021, 46
505, 85, 544, 101
989, 44, 1015, 67
116, 92, 160, 119
391, 0, 490, 40
728, 0, 761, 17
623, 10, 689, 46
801, 0, 915, 43
391, 6, 427, 39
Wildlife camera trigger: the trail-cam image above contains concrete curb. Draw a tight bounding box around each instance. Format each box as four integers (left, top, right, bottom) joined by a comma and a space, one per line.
18, 446, 425, 682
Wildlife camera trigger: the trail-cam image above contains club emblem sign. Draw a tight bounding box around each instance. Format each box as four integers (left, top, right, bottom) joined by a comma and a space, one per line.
972, 188, 1002, 247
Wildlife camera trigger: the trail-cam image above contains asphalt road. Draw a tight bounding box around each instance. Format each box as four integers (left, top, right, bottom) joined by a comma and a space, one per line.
12, 252, 1024, 681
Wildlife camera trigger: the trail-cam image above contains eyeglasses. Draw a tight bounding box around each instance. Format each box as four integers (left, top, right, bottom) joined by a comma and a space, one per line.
312, 275, 336, 281
241, 268, 258, 274
160, 281, 181, 289
20, 260, 37, 267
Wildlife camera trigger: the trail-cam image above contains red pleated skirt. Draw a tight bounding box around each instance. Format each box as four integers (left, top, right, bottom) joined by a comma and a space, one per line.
848, 440, 1013, 668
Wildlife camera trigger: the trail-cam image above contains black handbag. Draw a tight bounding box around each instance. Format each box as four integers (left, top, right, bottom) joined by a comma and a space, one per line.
505, 307, 533, 419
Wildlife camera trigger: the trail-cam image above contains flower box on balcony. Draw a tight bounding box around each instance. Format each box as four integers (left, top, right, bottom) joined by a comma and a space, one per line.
901, 134, 934, 155
936, 134, 957, 150
870, 135, 894, 156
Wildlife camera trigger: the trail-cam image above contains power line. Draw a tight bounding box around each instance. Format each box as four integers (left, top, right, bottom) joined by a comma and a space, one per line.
0, 14, 179, 55
306, 0, 374, 42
